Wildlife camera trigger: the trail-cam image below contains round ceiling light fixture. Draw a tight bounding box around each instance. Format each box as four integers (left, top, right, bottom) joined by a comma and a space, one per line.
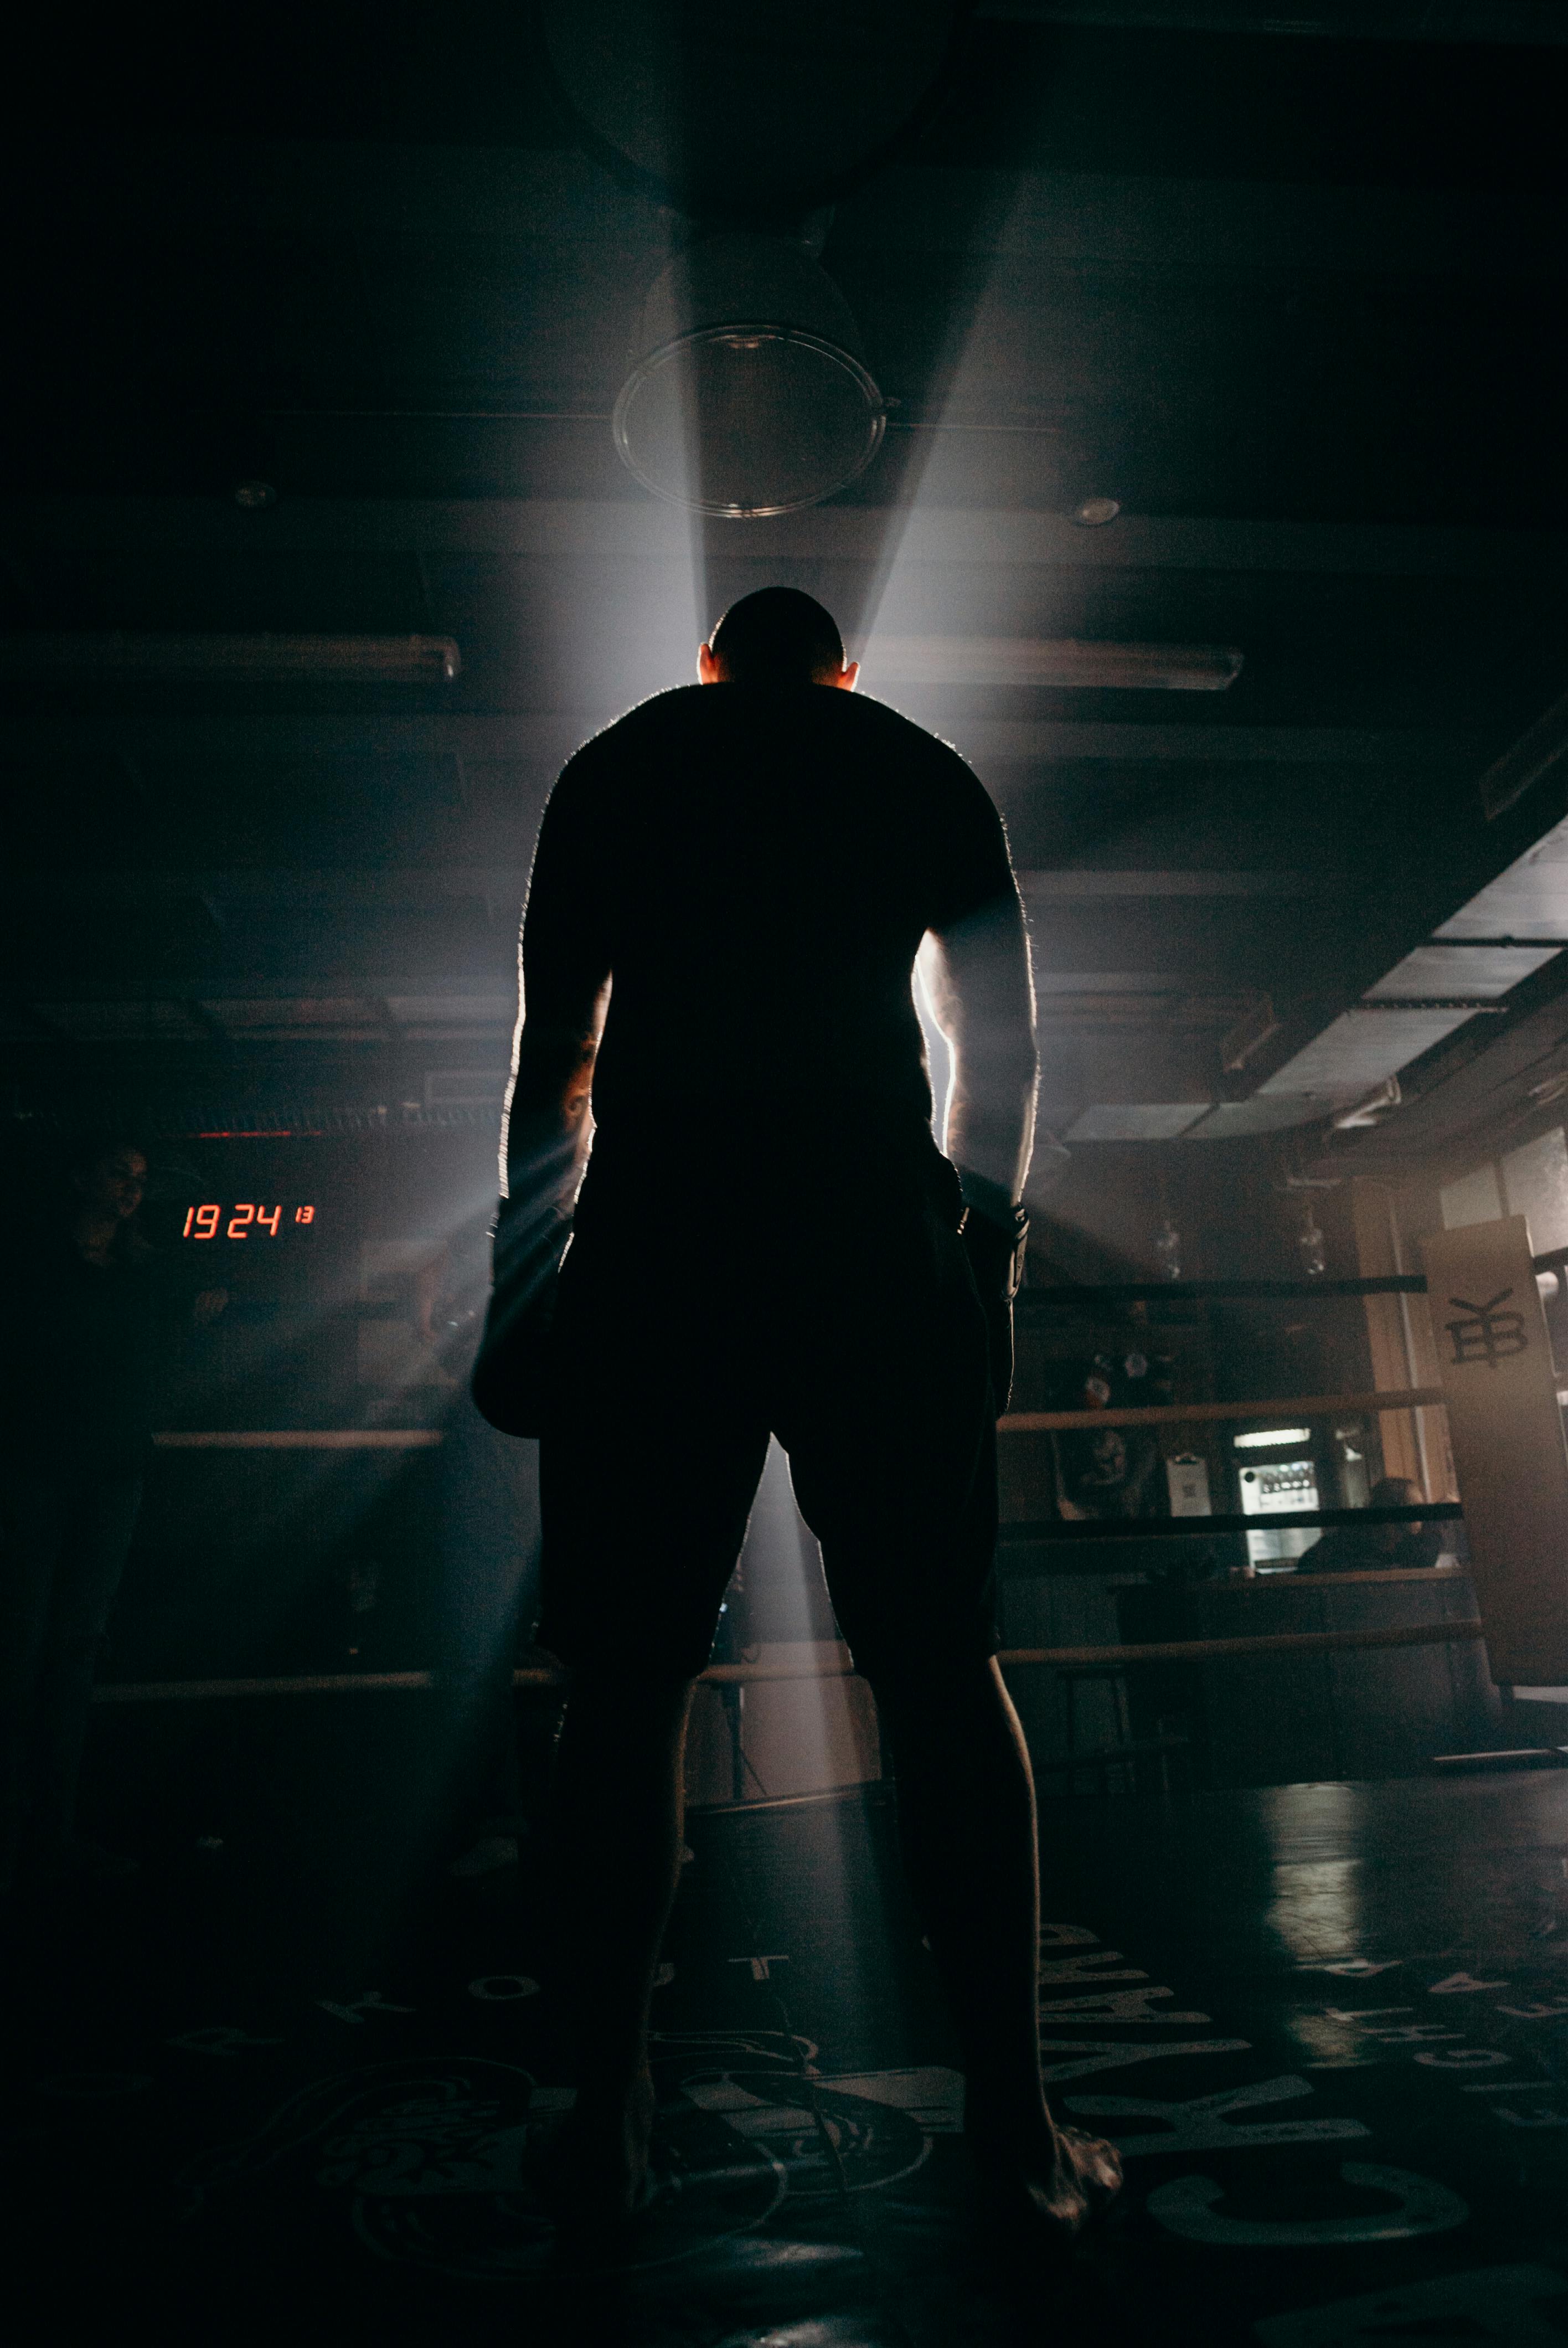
613, 236, 885, 517
1071, 496, 1121, 527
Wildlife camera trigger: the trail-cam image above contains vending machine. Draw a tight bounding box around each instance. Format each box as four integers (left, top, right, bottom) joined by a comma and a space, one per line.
1232, 1425, 1322, 1571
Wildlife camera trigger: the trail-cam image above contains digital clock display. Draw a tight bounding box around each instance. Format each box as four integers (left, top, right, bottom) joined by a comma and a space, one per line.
183, 1204, 318, 1239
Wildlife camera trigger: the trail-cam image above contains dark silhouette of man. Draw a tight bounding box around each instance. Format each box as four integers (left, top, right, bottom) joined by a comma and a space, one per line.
476, 586, 1121, 2246
1296, 1475, 1444, 1573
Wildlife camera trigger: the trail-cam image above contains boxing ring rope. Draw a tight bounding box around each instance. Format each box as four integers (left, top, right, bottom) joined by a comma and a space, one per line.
89, 1617, 1483, 1705
147, 1390, 1447, 1453
153, 1430, 444, 1449
126, 1303, 1478, 1701
998, 1387, 1445, 1433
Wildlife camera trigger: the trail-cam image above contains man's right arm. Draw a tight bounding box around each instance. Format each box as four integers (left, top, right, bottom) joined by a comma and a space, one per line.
499, 758, 613, 1219
472, 759, 611, 1435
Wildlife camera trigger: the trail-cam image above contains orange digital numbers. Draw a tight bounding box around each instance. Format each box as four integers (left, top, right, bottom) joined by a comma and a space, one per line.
185, 1201, 312, 1235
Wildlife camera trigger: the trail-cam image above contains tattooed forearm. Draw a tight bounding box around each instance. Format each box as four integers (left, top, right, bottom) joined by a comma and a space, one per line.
500, 980, 610, 1206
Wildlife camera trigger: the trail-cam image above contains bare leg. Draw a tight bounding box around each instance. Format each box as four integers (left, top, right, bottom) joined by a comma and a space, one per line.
868, 1654, 1122, 2238
544, 1667, 697, 2215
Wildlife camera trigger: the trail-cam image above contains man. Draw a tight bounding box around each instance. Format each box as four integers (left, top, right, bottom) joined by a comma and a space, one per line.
1296, 1475, 1444, 1573
476, 586, 1121, 2246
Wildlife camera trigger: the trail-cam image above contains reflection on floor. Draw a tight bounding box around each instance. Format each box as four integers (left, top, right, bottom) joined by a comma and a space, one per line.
4, 1770, 1568, 2344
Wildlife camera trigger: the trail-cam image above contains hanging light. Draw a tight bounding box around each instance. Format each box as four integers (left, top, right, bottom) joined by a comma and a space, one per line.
1298, 1206, 1327, 1279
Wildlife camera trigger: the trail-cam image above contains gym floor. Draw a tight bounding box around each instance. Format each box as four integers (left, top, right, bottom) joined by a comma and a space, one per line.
3, 1750, 1567, 2345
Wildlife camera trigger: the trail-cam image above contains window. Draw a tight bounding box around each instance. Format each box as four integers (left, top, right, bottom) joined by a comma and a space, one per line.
1439, 1127, 1568, 1255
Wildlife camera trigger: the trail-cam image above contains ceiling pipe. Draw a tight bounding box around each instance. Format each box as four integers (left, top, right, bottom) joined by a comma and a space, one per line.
0, 636, 461, 685
866, 637, 1242, 689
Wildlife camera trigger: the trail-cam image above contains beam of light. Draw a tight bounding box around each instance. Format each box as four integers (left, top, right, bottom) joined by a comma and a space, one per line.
844, 171, 1058, 680
145, 1141, 539, 1939
724, 1441, 883, 1806
710, 1440, 890, 2083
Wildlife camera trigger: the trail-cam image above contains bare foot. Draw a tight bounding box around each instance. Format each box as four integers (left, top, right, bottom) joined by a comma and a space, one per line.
967, 2116, 1123, 2248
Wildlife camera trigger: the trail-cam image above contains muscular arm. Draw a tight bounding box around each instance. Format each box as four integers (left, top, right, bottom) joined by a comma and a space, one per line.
474, 768, 610, 1433
498, 766, 612, 1218
919, 885, 1039, 1227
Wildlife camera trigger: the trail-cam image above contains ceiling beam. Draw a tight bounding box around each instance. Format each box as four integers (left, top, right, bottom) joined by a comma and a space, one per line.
843, 167, 1568, 276
975, 2, 1568, 40
0, 712, 1468, 766
13, 143, 1561, 279
0, 866, 1328, 905
1022, 869, 1319, 896
0, 868, 532, 908
1480, 687, 1568, 821
4, 497, 1561, 578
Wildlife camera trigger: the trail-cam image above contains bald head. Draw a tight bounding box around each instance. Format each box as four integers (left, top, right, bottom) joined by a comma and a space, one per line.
699, 586, 858, 691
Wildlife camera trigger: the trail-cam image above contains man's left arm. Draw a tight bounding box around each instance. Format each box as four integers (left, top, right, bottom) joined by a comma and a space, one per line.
919, 885, 1038, 1229
917, 765, 1040, 1407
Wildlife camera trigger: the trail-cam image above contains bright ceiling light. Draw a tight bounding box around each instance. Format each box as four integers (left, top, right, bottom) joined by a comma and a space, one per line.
1234, 1427, 1312, 1450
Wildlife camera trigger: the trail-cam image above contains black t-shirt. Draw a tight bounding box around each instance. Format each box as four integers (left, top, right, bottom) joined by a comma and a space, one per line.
513, 683, 1019, 1204
1296, 1526, 1443, 1574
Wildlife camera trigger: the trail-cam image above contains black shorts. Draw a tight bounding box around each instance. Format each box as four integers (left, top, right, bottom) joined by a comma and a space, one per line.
535, 1192, 999, 1684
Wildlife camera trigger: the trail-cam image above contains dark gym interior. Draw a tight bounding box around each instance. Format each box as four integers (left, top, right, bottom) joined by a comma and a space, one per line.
4, 7, 1568, 2342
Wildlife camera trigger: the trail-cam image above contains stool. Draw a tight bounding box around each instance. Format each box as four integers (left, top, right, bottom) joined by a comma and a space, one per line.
1049, 1660, 1189, 1796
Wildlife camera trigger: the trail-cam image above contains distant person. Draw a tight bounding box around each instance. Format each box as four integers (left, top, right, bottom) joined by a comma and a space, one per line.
0, 1134, 223, 1893
474, 587, 1121, 2250
1296, 1475, 1443, 1573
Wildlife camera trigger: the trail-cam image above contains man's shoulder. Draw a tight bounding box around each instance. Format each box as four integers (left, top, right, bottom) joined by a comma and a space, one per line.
840, 688, 966, 750
580, 686, 709, 751
844, 693, 998, 802
559, 687, 701, 773
557, 683, 988, 804
796, 692, 997, 815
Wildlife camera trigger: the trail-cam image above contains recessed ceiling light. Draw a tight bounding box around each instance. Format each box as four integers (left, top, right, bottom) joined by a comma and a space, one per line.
613, 236, 885, 517
1071, 496, 1121, 527
233, 480, 277, 510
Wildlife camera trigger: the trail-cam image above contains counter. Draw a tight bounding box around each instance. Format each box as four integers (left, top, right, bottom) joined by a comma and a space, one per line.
1115, 1566, 1495, 1786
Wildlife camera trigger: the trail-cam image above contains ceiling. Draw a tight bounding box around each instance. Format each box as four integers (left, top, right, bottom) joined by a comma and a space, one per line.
5, 2, 1568, 1180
